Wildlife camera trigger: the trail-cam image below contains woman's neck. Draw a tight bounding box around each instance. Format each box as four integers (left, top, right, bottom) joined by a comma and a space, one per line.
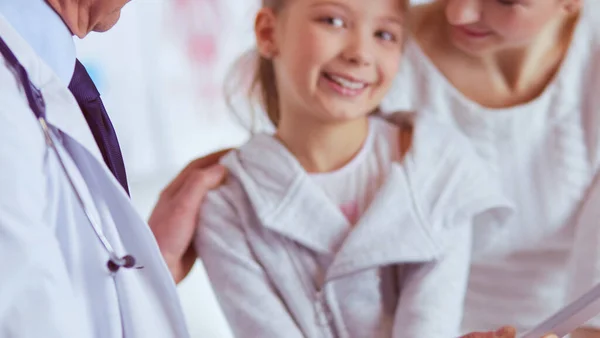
413, 3, 580, 107
275, 115, 370, 173
481, 14, 578, 94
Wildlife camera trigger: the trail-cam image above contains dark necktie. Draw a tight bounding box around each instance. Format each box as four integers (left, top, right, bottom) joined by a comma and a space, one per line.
68, 59, 130, 195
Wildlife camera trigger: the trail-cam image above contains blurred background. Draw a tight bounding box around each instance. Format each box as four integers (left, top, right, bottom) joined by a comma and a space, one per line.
74, 0, 430, 336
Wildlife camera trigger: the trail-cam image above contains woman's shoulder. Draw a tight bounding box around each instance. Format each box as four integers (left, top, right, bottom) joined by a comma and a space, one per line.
379, 3, 448, 115
379, 39, 437, 115
405, 114, 472, 162
582, 0, 600, 42
381, 112, 485, 181
402, 114, 514, 230
570, 1, 600, 170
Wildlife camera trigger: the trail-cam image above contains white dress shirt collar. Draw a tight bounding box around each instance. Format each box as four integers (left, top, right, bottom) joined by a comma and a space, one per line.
0, 0, 76, 85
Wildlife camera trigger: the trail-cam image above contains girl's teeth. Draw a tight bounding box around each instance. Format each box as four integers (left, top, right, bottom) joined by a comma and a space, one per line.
329, 74, 366, 90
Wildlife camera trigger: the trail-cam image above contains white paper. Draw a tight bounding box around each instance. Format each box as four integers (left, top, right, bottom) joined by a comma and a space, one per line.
520, 282, 600, 337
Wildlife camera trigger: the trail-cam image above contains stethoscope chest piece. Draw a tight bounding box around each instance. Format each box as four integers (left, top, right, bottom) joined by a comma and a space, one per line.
107, 254, 138, 273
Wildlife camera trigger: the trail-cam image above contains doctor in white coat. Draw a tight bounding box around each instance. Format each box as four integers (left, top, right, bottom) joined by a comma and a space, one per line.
0, 0, 227, 336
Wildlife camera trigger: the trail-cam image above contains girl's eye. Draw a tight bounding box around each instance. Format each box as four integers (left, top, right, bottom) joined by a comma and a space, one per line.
320, 16, 345, 28
376, 30, 397, 42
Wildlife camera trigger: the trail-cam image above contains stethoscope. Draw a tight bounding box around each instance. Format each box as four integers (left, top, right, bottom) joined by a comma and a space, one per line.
0, 36, 139, 274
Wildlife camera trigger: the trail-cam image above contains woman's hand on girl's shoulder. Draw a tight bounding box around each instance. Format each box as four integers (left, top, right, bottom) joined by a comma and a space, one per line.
460, 326, 558, 338
149, 149, 231, 284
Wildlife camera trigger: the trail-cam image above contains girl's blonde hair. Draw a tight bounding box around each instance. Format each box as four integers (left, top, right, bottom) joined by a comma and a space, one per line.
226, 0, 409, 130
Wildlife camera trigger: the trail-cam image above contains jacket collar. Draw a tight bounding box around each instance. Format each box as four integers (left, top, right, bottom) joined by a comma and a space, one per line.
222, 130, 441, 273
326, 163, 439, 280
224, 134, 352, 256
223, 115, 515, 280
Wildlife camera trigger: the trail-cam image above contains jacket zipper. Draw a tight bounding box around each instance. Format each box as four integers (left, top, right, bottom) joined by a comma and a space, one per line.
283, 241, 339, 337
314, 289, 337, 338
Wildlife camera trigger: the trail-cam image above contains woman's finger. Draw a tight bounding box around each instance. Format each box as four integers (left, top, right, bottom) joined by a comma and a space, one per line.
459, 326, 517, 338
460, 332, 495, 338
162, 149, 231, 197
495, 326, 517, 338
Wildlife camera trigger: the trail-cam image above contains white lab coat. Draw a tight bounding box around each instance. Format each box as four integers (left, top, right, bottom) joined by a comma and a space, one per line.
0, 15, 189, 338
196, 116, 514, 338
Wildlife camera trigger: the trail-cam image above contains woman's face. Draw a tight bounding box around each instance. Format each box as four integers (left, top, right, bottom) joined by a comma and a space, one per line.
441, 0, 580, 56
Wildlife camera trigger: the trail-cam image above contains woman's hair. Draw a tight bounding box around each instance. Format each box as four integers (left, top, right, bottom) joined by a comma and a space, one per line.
225, 0, 409, 131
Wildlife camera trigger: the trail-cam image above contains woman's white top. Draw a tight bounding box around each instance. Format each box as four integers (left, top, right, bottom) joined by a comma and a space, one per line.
379, 1, 600, 332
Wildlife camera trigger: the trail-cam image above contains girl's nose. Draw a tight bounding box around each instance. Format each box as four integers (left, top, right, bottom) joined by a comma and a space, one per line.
341, 31, 374, 67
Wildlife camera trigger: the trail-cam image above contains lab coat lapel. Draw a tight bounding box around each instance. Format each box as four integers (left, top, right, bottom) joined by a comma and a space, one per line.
0, 19, 188, 335
42, 76, 105, 164
28, 75, 189, 337
0, 13, 104, 165
227, 134, 352, 256
327, 164, 440, 280
104, 175, 190, 338
61, 134, 190, 337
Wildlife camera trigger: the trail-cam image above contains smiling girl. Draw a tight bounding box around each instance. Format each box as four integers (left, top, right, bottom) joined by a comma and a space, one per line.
194, 0, 515, 337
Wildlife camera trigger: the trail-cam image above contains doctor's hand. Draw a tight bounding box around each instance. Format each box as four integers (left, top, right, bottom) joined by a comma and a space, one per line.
149, 149, 229, 284
460, 326, 558, 338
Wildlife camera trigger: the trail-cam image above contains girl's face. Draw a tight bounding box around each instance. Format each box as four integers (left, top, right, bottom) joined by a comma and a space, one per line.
442, 0, 580, 56
255, 0, 406, 125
